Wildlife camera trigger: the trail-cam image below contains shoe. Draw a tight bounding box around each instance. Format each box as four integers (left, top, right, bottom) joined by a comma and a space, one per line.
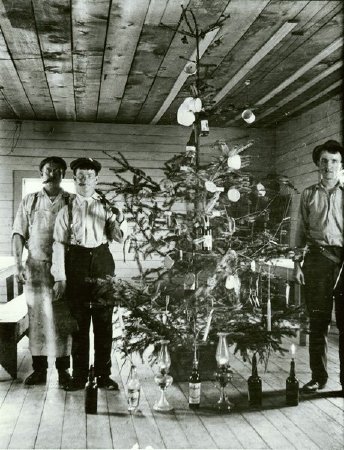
24, 370, 47, 385
97, 376, 119, 390
58, 370, 72, 388
302, 379, 327, 393
63, 377, 86, 391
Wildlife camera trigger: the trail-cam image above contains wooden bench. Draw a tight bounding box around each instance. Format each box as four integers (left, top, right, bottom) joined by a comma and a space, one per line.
0, 294, 28, 378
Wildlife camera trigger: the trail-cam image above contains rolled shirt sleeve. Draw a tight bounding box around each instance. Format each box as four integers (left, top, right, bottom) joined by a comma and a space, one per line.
12, 195, 31, 240
106, 208, 127, 243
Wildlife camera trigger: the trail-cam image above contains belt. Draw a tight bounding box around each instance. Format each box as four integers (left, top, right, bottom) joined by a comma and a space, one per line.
67, 242, 109, 255
308, 245, 344, 264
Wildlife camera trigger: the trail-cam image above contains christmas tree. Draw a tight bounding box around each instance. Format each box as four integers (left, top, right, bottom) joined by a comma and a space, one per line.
92, 6, 302, 371
94, 132, 301, 368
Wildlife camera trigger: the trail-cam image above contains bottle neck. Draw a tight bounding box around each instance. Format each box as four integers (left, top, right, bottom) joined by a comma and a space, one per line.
252, 354, 258, 377
290, 359, 296, 377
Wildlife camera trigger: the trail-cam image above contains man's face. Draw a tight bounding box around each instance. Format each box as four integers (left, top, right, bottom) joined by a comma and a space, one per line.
318, 150, 343, 182
74, 168, 98, 197
40, 161, 64, 186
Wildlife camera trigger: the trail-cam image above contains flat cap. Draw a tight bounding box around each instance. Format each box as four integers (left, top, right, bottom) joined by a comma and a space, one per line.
70, 157, 102, 173
39, 156, 67, 172
312, 140, 344, 164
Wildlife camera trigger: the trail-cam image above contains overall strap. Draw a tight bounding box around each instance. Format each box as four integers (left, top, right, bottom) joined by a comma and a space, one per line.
67, 195, 74, 244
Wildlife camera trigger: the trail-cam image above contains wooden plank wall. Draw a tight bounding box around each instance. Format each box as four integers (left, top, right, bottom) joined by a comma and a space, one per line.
0, 120, 274, 279
275, 94, 342, 245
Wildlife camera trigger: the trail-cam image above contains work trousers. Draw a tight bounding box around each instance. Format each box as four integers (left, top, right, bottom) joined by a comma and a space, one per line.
32, 355, 70, 372
65, 243, 115, 381
303, 250, 344, 386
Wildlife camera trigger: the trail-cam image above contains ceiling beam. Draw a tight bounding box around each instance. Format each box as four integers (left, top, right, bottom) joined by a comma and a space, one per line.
211, 21, 298, 107
227, 37, 343, 125
277, 80, 342, 119
255, 60, 343, 122
150, 27, 219, 125
255, 37, 343, 107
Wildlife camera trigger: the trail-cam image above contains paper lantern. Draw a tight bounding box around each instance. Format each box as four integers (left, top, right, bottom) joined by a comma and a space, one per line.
227, 188, 240, 202
184, 62, 197, 75
227, 154, 241, 170
241, 109, 255, 124
177, 105, 195, 126
256, 183, 266, 197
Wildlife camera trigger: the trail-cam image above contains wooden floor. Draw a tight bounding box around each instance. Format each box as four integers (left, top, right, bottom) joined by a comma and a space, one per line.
0, 331, 343, 450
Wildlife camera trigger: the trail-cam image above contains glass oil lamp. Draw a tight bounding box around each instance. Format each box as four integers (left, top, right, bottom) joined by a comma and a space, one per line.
153, 340, 174, 412
215, 332, 234, 412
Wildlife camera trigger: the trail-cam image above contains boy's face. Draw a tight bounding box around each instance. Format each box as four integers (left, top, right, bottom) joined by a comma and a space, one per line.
74, 168, 98, 197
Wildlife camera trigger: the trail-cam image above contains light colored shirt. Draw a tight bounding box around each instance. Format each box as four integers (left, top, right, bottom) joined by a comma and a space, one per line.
295, 182, 343, 248
12, 188, 69, 261
51, 192, 126, 281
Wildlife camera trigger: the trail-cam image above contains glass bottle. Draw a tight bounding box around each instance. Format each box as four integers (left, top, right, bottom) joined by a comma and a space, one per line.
85, 365, 98, 414
286, 358, 299, 406
186, 129, 196, 164
127, 365, 141, 412
188, 351, 201, 409
248, 353, 262, 407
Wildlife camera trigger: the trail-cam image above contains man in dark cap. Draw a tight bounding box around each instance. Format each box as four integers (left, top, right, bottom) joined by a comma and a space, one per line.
51, 157, 126, 390
294, 140, 344, 395
12, 156, 72, 386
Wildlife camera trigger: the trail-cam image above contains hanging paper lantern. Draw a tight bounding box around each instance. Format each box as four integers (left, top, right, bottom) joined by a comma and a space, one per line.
177, 106, 195, 126
227, 188, 240, 202
227, 154, 241, 170
184, 62, 197, 75
185, 97, 202, 113
256, 183, 266, 197
205, 180, 218, 192
225, 274, 241, 295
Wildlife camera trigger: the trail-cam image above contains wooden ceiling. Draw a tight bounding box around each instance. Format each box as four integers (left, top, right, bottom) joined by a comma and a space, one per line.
0, 0, 342, 128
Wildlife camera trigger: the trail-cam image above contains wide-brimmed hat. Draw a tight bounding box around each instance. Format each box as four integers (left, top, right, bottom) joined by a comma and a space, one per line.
39, 156, 67, 172
312, 140, 344, 164
70, 157, 102, 173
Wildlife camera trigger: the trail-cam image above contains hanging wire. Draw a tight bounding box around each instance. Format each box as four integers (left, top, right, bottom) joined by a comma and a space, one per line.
3, 121, 22, 155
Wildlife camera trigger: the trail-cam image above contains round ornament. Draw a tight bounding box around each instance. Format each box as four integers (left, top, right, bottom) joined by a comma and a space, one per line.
227, 188, 240, 202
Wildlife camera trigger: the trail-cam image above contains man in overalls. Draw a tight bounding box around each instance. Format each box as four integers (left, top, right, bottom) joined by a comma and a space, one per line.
12, 157, 72, 386
51, 158, 126, 391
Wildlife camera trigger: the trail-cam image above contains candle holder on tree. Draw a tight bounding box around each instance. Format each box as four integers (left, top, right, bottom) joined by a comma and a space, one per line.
215, 332, 234, 412
153, 340, 174, 412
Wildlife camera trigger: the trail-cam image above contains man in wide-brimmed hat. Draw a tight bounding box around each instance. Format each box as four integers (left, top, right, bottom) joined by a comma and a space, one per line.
51, 157, 126, 391
295, 140, 344, 395
12, 156, 72, 387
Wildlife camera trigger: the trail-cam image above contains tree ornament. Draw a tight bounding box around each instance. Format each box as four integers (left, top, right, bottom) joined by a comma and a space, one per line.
227, 188, 240, 202
227, 154, 241, 170
164, 254, 174, 269
256, 183, 266, 197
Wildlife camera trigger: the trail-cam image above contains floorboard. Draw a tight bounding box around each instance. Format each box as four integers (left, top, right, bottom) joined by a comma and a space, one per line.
0, 335, 343, 449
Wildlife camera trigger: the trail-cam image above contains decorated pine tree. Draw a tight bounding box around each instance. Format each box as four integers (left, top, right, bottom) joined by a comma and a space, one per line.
94, 129, 301, 372
92, 6, 302, 375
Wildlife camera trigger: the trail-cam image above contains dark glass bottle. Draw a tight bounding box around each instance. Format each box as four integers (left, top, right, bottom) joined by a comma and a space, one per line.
186, 129, 197, 165
248, 353, 262, 407
188, 360, 201, 409
286, 359, 299, 406
85, 365, 98, 414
